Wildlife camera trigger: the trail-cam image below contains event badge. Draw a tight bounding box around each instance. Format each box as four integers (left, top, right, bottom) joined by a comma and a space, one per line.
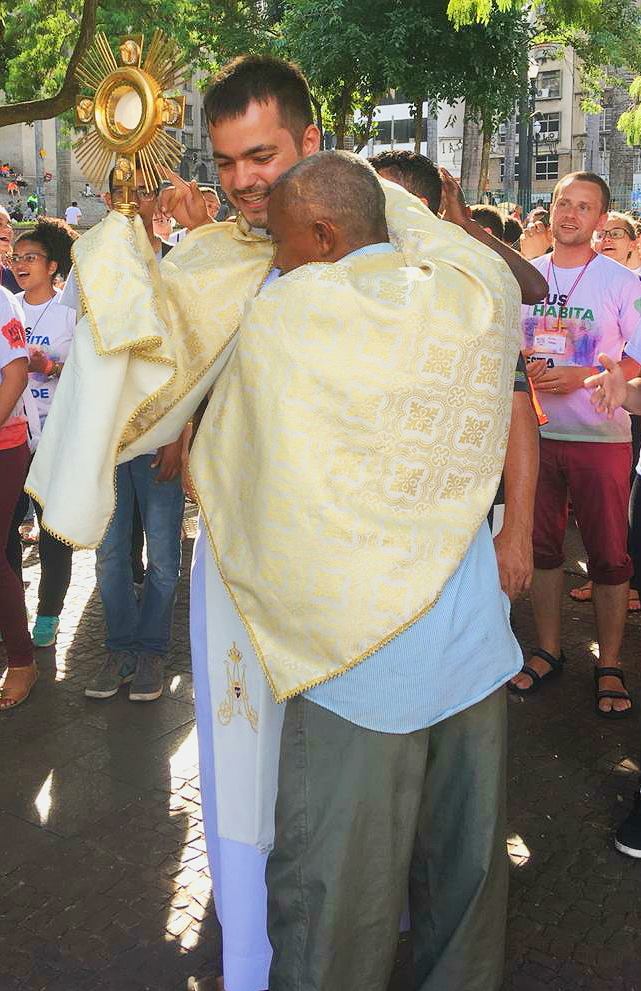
533, 328, 567, 356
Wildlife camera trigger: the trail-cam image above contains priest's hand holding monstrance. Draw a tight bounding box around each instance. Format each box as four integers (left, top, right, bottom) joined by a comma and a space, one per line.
73, 30, 187, 214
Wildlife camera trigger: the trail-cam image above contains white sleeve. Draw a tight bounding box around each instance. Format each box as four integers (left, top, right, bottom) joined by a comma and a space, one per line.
618, 273, 641, 346
59, 270, 80, 317
0, 287, 28, 369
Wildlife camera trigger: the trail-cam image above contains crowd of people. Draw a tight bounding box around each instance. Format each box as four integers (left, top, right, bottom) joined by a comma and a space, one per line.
2, 53, 641, 991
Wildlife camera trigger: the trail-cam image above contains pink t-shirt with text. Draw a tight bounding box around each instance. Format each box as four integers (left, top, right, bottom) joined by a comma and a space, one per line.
522, 252, 641, 442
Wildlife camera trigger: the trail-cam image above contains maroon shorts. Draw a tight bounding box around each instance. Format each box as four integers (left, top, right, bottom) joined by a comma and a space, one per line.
533, 438, 632, 585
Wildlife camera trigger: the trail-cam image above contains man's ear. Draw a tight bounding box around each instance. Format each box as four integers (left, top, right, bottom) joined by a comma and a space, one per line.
103, 192, 113, 211
301, 123, 322, 157
313, 219, 336, 257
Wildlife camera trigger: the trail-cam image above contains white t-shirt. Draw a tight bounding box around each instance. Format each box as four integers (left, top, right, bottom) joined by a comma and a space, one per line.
0, 286, 29, 448
65, 205, 82, 225
18, 290, 76, 423
522, 252, 641, 442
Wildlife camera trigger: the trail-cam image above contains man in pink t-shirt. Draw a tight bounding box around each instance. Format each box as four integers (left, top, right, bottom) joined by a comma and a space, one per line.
512, 171, 641, 718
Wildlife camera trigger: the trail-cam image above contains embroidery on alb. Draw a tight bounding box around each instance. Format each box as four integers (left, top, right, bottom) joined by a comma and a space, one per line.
217, 642, 258, 732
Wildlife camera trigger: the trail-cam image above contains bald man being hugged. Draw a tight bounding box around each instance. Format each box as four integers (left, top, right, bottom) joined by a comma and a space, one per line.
189, 151, 524, 991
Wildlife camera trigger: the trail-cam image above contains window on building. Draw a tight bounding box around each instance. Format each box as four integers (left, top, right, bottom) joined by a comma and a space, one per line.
537, 112, 561, 140
500, 157, 520, 182
184, 104, 193, 126
184, 131, 194, 149
634, 147, 641, 172
536, 70, 561, 100
600, 106, 614, 133
498, 120, 521, 143
535, 154, 559, 180
374, 118, 426, 144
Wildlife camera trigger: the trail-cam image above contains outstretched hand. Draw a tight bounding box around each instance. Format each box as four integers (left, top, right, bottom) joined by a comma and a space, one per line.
158, 167, 210, 231
584, 352, 628, 418
438, 169, 471, 227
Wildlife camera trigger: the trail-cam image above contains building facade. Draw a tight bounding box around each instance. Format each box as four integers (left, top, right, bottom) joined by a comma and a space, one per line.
488, 45, 587, 204
360, 45, 639, 209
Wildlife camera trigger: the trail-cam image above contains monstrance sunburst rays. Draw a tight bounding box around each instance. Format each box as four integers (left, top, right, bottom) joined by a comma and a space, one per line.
73, 30, 186, 215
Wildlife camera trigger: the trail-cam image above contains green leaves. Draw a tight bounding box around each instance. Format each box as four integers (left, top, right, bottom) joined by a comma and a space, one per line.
2, 0, 641, 148
446, 0, 518, 28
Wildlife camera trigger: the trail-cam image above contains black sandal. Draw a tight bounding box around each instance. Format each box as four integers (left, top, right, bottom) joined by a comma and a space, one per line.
508, 647, 565, 696
594, 666, 633, 720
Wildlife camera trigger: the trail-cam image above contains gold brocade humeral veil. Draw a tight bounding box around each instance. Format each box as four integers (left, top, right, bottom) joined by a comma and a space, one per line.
26, 179, 521, 697
192, 246, 521, 701
25, 211, 273, 546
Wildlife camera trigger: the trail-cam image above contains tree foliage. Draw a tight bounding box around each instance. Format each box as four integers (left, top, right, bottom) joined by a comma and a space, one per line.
447, 0, 641, 142
386, 3, 529, 128
2, 0, 641, 149
279, 0, 392, 145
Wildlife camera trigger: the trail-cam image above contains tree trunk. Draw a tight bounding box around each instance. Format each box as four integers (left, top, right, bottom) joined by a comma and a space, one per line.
460, 107, 482, 200
503, 108, 517, 199
477, 121, 491, 202
34, 120, 47, 214
426, 101, 438, 162
333, 84, 353, 150
413, 102, 422, 153
56, 117, 72, 219
355, 103, 376, 153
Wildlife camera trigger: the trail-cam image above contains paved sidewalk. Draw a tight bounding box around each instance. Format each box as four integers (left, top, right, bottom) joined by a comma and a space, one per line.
1, 513, 640, 990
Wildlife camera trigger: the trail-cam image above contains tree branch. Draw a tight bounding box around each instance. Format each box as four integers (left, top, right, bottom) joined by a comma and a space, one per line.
0, 0, 99, 127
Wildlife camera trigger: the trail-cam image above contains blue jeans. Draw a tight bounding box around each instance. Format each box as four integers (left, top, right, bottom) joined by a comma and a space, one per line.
96, 455, 184, 655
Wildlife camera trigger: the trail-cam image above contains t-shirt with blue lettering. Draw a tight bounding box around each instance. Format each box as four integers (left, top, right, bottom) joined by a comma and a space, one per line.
0, 286, 29, 449
522, 252, 641, 442
17, 290, 76, 426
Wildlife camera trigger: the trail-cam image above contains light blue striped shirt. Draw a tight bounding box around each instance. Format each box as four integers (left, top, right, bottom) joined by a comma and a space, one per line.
298, 243, 522, 732
305, 523, 521, 733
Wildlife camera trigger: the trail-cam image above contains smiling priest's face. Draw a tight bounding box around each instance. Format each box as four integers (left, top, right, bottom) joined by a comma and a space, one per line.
209, 97, 320, 229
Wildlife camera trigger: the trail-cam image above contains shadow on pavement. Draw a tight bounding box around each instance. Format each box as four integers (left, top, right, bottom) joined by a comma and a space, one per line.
2, 516, 641, 990
0, 526, 222, 990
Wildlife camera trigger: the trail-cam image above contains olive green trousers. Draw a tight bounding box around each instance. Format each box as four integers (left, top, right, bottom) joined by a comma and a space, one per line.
266, 687, 508, 991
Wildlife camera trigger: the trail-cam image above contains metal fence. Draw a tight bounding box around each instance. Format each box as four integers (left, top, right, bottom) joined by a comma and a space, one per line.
461, 187, 641, 218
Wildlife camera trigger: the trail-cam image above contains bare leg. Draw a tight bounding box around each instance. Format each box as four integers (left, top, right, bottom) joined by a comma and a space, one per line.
592, 581, 632, 714
510, 567, 564, 690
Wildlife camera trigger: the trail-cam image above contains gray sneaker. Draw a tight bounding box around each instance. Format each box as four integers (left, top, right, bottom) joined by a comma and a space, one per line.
129, 652, 165, 702
85, 651, 137, 699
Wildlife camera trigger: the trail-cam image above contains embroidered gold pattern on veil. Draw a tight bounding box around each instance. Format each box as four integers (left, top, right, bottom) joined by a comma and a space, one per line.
26, 180, 521, 701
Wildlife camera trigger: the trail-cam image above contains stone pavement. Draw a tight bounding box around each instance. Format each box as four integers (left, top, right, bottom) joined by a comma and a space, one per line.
1, 511, 640, 991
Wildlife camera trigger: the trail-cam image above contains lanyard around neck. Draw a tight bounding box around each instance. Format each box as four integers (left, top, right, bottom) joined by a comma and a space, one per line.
544, 253, 595, 333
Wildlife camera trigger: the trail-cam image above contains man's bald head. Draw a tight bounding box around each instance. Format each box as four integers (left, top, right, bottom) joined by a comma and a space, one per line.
268, 151, 389, 273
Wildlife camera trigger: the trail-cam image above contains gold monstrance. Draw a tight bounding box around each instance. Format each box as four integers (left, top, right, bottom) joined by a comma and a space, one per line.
73, 30, 186, 216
